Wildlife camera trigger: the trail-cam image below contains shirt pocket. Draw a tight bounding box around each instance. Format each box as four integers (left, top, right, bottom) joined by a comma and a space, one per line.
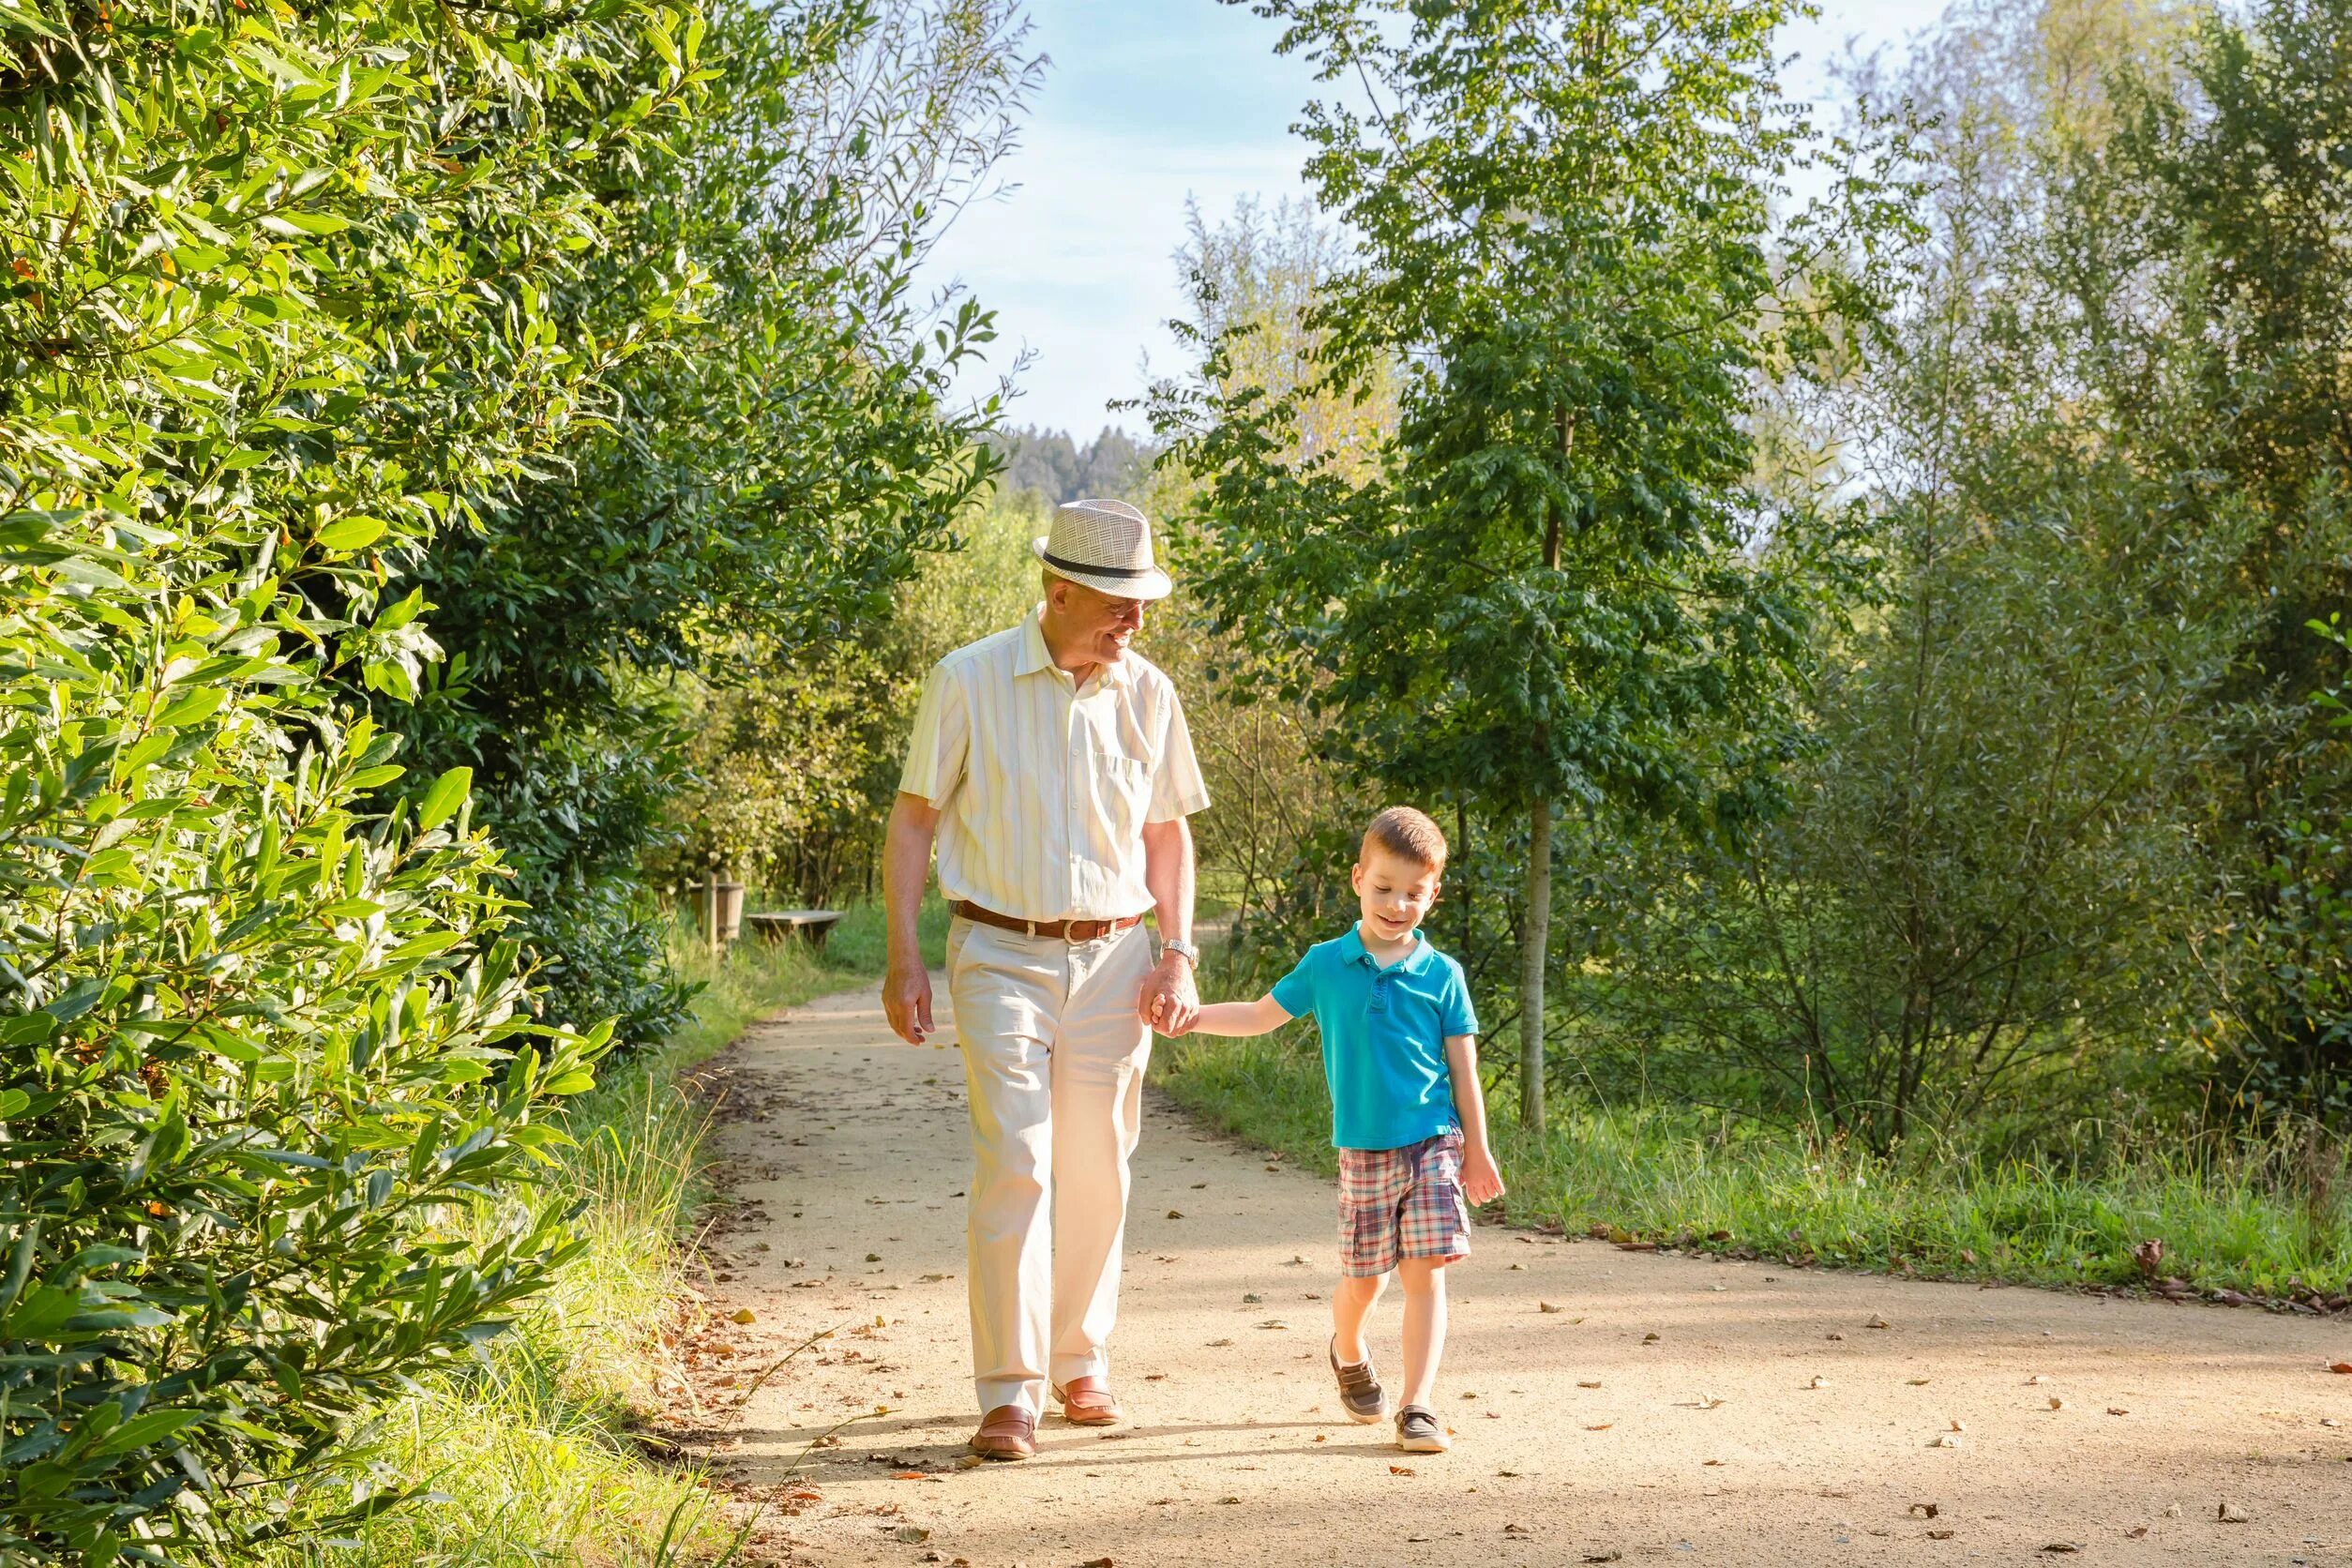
1090, 749, 1154, 842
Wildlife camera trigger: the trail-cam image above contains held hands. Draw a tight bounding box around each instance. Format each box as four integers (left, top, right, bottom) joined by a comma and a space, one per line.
1461, 1144, 1506, 1208
1138, 953, 1199, 1035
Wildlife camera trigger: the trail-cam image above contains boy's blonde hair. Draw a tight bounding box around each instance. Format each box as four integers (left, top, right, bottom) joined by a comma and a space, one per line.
1362, 806, 1448, 873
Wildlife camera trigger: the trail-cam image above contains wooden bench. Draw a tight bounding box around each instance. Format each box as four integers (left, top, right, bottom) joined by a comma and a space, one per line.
743, 909, 844, 949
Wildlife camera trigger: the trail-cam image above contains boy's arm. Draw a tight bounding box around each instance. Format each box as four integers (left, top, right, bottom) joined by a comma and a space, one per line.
1178, 994, 1294, 1038
1444, 1033, 1506, 1207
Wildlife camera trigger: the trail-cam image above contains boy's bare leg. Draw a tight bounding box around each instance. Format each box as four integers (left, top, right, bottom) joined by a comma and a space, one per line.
1396, 1258, 1448, 1408
1331, 1272, 1387, 1364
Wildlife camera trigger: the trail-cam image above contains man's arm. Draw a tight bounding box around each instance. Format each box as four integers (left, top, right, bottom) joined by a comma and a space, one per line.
1444, 1033, 1506, 1207
1138, 814, 1199, 1032
882, 791, 942, 1046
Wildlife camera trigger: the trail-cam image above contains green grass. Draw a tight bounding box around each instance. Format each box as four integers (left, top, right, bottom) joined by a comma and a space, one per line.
266, 901, 932, 1568
1158, 1026, 2352, 1303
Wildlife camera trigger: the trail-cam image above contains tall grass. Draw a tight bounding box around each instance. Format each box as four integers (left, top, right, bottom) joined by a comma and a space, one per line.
1158, 1026, 2352, 1301
265, 903, 928, 1568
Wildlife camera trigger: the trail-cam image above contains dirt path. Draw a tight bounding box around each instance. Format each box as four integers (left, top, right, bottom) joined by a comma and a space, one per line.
676, 982, 2352, 1567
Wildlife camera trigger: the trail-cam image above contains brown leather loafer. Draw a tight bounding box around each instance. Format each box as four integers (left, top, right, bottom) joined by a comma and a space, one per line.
969, 1404, 1036, 1460
1051, 1375, 1122, 1426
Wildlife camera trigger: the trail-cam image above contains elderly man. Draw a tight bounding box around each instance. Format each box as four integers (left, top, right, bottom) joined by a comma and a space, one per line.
882, 498, 1209, 1461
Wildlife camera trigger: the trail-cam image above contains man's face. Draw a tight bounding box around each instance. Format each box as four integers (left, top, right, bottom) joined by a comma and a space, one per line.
1351, 846, 1441, 944
1048, 578, 1148, 666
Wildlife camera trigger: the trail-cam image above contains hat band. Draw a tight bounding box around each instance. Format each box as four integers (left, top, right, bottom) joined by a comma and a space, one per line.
1042, 550, 1151, 581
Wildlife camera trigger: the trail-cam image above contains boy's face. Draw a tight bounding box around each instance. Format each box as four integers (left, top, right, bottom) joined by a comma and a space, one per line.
1351, 844, 1441, 944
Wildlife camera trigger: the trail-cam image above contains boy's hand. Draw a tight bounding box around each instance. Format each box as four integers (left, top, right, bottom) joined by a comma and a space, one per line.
1460, 1146, 1505, 1208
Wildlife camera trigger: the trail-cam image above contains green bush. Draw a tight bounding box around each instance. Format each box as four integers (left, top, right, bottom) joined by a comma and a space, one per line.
0, 0, 691, 1555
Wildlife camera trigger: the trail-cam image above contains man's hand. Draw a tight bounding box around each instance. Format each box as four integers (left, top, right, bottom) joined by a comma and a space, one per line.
884, 962, 938, 1047
1460, 1145, 1506, 1208
1137, 953, 1199, 1034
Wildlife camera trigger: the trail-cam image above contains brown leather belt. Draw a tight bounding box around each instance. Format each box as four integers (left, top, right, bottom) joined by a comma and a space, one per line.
952, 899, 1145, 943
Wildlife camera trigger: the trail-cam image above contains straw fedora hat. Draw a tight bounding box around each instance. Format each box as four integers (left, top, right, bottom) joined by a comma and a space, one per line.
1033, 499, 1172, 601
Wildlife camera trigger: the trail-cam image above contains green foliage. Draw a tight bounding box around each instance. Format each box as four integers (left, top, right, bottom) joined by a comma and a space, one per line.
0, 0, 709, 1551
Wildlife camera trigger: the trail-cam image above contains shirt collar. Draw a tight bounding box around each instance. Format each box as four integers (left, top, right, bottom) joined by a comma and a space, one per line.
1017, 604, 1132, 692
1344, 923, 1433, 974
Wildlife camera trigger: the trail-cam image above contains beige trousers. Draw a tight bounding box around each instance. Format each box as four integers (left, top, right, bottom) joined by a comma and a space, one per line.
947, 915, 1154, 1418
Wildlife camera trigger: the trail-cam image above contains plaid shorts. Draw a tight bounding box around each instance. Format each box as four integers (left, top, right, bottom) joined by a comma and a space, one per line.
1336, 1128, 1471, 1278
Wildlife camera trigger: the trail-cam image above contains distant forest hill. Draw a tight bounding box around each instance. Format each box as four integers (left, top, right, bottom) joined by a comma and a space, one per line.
987, 425, 1162, 505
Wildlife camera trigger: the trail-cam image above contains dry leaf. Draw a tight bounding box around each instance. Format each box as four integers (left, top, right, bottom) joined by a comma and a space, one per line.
1082, 1559, 1116, 1568
1695, 1393, 1725, 1410
1205, 1337, 1234, 1348
1242, 1292, 1261, 1304
1539, 1302, 1563, 1314
2106, 1406, 2130, 1416
2163, 1503, 2182, 1518
1390, 1464, 1415, 1475
1866, 1315, 1891, 1330
1217, 1496, 1242, 1505
1929, 1433, 1961, 1448
1503, 1523, 1532, 1535
1826, 1332, 1845, 1341
893, 1526, 929, 1544
1166, 1210, 1184, 1220
1948, 1418, 1966, 1432
890, 1470, 928, 1481
2026, 1374, 2049, 1385
730, 1308, 756, 1324
2217, 1502, 2248, 1523
1578, 1380, 1603, 1389
1806, 1376, 1828, 1389
2124, 1527, 2148, 1540
2330, 1362, 2352, 1374
2039, 1544, 2080, 1555
1585, 1422, 1614, 1431
1907, 1377, 1932, 1386
1927, 1529, 1955, 1541
2048, 1396, 2068, 1410
1642, 1332, 1661, 1343
1257, 1319, 1289, 1330
1909, 1503, 1940, 1519
1582, 1553, 1622, 1564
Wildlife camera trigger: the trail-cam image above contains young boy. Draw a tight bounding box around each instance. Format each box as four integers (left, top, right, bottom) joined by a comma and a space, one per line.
1175, 807, 1504, 1453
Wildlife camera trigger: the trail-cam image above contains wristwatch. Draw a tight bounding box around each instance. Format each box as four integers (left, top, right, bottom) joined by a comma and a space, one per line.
1160, 938, 1200, 967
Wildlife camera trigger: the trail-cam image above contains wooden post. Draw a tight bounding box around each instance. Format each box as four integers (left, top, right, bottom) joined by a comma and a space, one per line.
703, 868, 719, 960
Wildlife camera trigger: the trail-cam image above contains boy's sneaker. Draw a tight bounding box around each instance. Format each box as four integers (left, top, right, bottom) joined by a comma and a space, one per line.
1395, 1404, 1448, 1454
1329, 1338, 1385, 1424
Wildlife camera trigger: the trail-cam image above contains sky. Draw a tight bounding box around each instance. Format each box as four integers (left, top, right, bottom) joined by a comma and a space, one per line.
919, 0, 1954, 439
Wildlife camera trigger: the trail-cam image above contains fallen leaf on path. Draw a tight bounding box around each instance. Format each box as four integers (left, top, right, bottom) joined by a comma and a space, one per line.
890, 1471, 941, 1482
2331, 1362, 2352, 1374
865, 1253, 881, 1262
1909, 1503, 1939, 1519
1312, 1434, 1326, 1442
1927, 1529, 1955, 1540
2217, 1502, 2248, 1523
1578, 1380, 1603, 1389
1144, 1373, 1168, 1380
1948, 1418, 1966, 1432
1497, 1469, 1521, 1477
731, 1309, 756, 1324
1806, 1376, 1827, 1390
2106, 1406, 2130, 1416
1257, 1319, 1289, 1330
1216, 1496, 1241, 1505
1907, 1378, 1931, 1386
2324, 1417, 2344, 1427
1190, 1182, 1207, 1189
1242, 1292, 1261, 1304
1503, 1523, 1532, 1535
1389, 1464, 1415, 1475
1866, 1315, 1891, 1329
1461, 1391, 1478, 1399
2163, 1503, 2182, 1517
1204, 1338, 1234, 1348
893, 1527, 929, 1544
2048, 1396, 2068, 1410
1081, 1558, 1115, 1567
1166, 1210, 1184, 1220
2038, 1545, 2081, 1555
920, 1273, 953, 1283
1703, 1459, 1725, 1467
1585, 1423, 1613, 1431
2027, 1374, 2049, 1384
1582, 1551, 1622, 1563
1510, 1262, 1526, 1271
2124, 1526, 2148, 1539
1694, 1393, 1725, 1410
1287, 1254, 1307, 1265
1929, 1434, 1960, 1448
1826, 1333, 1845, 1341
1642, 1332, 1660, 1343
1539, 1302, 1563, 1314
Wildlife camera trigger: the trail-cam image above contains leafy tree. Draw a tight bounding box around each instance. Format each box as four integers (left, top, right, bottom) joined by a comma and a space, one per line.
1157, 0, 1899, 1129
381, 0, 1036, 1040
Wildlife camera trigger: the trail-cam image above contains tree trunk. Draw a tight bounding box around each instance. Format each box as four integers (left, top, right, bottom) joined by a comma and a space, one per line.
1519, 795, 1552, 1135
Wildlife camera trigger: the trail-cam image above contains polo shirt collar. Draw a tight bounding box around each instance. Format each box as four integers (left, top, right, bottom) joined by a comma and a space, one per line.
1344, 923, 1433, 973
1017, 605, 1132, 691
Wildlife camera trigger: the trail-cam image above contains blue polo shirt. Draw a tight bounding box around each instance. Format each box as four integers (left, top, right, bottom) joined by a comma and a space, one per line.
1270, 926, 1480, 1151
